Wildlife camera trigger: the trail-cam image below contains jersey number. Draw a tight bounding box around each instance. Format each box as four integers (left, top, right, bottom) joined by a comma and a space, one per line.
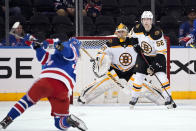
156, 40, 164, 47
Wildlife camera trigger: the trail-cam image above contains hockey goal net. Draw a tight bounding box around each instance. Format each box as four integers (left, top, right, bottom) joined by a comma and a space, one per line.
74, 36, 170, 104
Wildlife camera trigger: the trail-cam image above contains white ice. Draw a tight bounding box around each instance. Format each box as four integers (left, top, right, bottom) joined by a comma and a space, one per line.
0, 100, 196, 131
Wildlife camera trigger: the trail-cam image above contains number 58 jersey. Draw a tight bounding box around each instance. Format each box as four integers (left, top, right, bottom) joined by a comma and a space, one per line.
129, 24, 167, 56
101, 37, 138, 72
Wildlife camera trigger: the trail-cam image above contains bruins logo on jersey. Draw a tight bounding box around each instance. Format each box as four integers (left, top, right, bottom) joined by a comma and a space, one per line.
141, 41, 152, 54
119, 53, 132, 66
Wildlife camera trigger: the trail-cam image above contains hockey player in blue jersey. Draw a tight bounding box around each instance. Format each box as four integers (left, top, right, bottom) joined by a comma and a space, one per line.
0, 35, 88, 131
179, 19, 196, 48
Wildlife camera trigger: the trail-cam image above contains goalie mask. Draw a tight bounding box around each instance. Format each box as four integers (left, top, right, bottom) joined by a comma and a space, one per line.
141, 11, 153, 31
115, 23, 128, 40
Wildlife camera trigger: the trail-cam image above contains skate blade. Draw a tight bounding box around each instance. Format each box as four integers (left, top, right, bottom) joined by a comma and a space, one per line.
0, 125, 3, 130
70, 115, 88, 131
129, 105, 135, 110
166, 104, 175, 109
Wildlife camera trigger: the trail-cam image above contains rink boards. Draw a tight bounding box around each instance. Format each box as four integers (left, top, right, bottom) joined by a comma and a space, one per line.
0, 47, 196, 101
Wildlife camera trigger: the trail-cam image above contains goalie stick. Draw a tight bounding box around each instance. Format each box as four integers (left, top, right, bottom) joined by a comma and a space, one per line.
140, 51, 177, 108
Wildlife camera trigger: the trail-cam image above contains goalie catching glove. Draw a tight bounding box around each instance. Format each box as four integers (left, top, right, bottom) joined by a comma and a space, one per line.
92, 51, 112, 77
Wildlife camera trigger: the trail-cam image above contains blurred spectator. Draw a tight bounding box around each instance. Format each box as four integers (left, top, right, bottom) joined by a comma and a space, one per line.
179, 8, 196, 41
0, 0, 22, 17
54, 0, 68, 16
1, 23, 27, 46
0, 0, 4, 18
85, 0, 101, 20
64, 0, 86, 20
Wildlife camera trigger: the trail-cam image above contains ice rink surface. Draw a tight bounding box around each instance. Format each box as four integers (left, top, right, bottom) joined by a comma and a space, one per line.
0, 100, 196, 131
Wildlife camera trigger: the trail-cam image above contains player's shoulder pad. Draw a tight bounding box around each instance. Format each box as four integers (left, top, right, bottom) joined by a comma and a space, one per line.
133, 24, 143, 33
149, 26, 163, 40
106, 37, 120, 47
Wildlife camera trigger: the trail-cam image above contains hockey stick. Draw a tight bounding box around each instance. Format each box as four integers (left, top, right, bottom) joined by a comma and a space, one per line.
81, 47, 128, 90
140, 52, 177, 108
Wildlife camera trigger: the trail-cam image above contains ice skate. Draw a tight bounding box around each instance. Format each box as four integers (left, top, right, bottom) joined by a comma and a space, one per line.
165, 97, 177, 109
77, 96, 86, 105
66, 114, 88, 131
129, 97, 138, 109
0, 116, 13, 130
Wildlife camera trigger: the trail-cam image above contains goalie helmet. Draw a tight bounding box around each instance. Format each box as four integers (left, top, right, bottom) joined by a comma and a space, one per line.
116, 23, 129, 32
115, 23, 128, 39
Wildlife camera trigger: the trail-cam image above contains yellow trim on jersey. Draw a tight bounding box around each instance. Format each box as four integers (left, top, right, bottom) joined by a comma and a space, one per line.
135, 32, 144, 35
111, 64, 133, 72
127, 45, 133, 47
130, 76, 135, 81
157, 49, 167, 54
111, 45, 122, 48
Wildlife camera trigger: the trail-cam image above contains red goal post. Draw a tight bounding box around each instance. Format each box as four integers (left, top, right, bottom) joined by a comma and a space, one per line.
73, 36, 170, 104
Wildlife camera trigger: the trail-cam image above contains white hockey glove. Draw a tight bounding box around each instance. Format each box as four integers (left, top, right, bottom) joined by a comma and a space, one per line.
93, 52, 111, 77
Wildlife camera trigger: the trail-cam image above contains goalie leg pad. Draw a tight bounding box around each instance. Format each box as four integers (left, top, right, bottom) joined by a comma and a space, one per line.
79, 70, 121, 104
142, 80, 165, 105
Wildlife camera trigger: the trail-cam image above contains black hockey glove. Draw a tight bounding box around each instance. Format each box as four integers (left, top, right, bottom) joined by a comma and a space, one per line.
129, 37, 139, 45
151, 54, 166, 72
147, 65, 154, 76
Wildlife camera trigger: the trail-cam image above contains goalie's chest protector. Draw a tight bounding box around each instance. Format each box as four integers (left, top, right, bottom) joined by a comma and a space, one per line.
104, 39, 137, 71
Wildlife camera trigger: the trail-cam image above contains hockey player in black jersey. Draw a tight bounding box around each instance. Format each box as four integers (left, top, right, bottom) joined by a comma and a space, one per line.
128, 11, 176, 109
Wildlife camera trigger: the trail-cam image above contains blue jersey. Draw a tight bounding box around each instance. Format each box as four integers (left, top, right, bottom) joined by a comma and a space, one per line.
34, 38, 80, 95
179, 21, 194, 39
190, 19, 196, 42
1, 34, 27, 46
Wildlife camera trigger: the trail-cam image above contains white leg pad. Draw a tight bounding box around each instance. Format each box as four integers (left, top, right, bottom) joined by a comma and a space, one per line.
80, 70, 121, 104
